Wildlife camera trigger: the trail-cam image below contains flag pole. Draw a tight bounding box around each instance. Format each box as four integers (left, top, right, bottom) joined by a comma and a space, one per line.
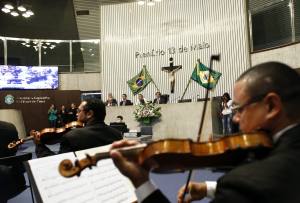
152, 79, 160, 92
180, 78, 192, 101
180, 59, 200, 101
143, 65, 160, 92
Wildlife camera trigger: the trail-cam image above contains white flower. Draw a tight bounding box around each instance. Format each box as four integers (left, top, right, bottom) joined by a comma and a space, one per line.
133, 102, 161, 122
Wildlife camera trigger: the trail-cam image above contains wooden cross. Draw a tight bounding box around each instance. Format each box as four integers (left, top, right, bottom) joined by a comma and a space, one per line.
161, 57, 182, 93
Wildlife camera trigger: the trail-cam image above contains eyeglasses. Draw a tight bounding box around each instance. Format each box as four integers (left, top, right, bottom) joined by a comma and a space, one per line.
232, 94, 266, 114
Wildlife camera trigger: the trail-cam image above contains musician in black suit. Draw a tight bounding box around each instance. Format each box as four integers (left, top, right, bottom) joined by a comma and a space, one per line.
0, 121, 26, 201
110, 62, 300, 203
35, 99, 122, 157
119, 94, 133, 106
0, 121, 18, 158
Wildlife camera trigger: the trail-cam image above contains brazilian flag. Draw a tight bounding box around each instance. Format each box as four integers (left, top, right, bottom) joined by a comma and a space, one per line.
191, 62, 222, 90
127, 66, 153, 95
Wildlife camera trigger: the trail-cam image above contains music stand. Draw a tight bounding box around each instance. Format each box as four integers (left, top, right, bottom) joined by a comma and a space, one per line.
0, 153, 33, 202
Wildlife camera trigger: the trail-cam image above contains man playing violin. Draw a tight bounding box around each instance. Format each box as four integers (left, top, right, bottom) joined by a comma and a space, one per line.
110, 62, 300, 203
35, 99, 122, 157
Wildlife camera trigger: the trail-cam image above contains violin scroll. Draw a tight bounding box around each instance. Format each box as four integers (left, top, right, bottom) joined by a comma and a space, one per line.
7, 139, 24, 149
59, 154, 97, 178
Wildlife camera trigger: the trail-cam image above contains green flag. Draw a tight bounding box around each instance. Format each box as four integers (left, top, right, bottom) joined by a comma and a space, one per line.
191, 62, 222, 90
127, 66, 153, 95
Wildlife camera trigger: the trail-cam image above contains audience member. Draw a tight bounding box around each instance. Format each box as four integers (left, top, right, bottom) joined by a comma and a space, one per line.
221, 92, 233, 135
110, 62, 300, 203
119, 94, 133, 106
105, 93, 118, 106
57, 105, 69, 127
68, 102, 78, 122
47, 104, 57, 128
35, 99, 122, 157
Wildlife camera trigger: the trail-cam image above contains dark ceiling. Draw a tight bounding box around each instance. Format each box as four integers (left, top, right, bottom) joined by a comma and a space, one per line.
0, 0, 79, 40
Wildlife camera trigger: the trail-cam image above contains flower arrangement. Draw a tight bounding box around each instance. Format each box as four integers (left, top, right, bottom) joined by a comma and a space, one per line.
133, 102, 161, 125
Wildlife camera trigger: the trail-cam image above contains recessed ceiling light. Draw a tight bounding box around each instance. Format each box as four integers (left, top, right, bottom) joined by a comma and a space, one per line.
137, 1, 145, 5
4, 4, 14, 10
22, 13, 30, 18
17, 5, 26, 12
26, 10, 34, 16
10, 11, 19, 17
1, 8, 10, 13
147, 0, 155, 6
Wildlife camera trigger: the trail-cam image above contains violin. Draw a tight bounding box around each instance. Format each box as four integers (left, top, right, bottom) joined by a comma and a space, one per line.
8, 121, 84, 149
58, 132, 272, 178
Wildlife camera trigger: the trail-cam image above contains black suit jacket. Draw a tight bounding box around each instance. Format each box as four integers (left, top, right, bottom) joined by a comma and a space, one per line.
105, 99, 118, 106
143, 124, 300, 203
119, 99, 133, 106
0, 121, 26, 201
36, 120, 122, 157
0, 121, 18, 157
153, 98, 166, 104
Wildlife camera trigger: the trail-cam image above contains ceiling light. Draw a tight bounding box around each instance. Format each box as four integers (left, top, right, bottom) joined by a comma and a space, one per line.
4, 4, 14, 10
137, 1, 145, 5
147, 0, 155, 6
22, 13, 30, 18
10, 11, 19, 16
26, 10, 34, 16
17, 5, 26, 12
1, 8, 10, 13
1, 3, 34, 18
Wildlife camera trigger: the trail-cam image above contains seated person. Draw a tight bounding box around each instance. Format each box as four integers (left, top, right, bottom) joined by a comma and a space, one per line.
0, 121, 26, 201
105, 93, 118, 106
119, 94, 133, 106
136, 94, 147, 105
35, 99, 123, 157
110, 62, 300, 203
153, 91, 167, 104
110, 116, 129, 135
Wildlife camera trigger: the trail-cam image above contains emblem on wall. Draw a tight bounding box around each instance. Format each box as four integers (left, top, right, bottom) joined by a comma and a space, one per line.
5, 94, 14, 105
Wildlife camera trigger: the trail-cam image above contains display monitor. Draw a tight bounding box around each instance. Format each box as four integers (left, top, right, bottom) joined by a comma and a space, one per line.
0, 65, 58, 90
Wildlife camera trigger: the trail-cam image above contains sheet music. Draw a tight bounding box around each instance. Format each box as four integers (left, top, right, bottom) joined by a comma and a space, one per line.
75, 145, 137, 203
28, 147, 137, 203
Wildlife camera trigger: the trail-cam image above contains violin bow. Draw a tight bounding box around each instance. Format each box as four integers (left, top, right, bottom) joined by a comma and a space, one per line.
181, 54, 220, 201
